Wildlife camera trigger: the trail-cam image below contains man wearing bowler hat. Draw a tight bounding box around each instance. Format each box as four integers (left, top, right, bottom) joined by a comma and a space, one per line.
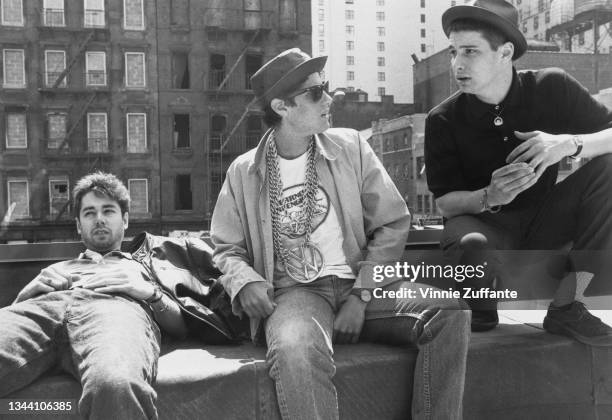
426, 0, 612, 343
211, 48, 470, 419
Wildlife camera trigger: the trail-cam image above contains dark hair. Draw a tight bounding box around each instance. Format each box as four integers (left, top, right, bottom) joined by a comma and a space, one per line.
261, 73, 312, 127
448, 18, 508, 51
73, 171, 130, 217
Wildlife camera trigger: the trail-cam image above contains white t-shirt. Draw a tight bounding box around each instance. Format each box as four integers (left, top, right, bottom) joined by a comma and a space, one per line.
272, 151, 355, 286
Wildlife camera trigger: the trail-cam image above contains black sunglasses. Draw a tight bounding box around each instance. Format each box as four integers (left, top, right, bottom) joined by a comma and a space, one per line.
286, 81, 330, 102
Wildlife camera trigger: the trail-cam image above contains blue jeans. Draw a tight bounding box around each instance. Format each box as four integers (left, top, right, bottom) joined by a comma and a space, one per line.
0, 288, 161, 420
265, 277, 470, 420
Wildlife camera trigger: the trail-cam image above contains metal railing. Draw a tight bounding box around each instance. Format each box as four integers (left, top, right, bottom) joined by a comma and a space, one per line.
86, 70, 107, 86
44, 71, 67, 87
208, 69, 252, 90
203, 8, 274, 31
88, 137, 108, 153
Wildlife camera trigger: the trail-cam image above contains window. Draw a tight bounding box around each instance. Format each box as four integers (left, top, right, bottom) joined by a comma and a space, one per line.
124, 0, 144, 30
125, 52, 145, 88
49, 177, 69, 218
545, 11, 550, 24
377, 56, 385, 66
246, 115, 262, 149
345, 10, 354, 20
45, 50, 66, 87
172, 51, 189, 89
377, 26, 385, 36
210, 114, 226, 150
424, 196, 431, 214
376, 0, 384, 5
318, 8, 324, 21
43, 0, 65, 26
421, 43, 426, 53
347, 71, 354, 81
346, 41, 354, 50
127, 113, 147, 153
376, 11, 384, 21
420, 0, 425, 7
533, 16, 538, 30
451, 0, 456, 5
579, 32, 584, 45
2, 49, 25, 88
6, 112, 27, 148
417, 195, 423, 213
377, 72, 385, 81
87, 112, 108, 152
7, 179, 29, 218
47, 112, 67, 149
319, 0, 325, 4
84, 0, 105, 27
245, 54, 262, 89
128, 179, 148, 214
416, 156, 425, 179
209, 53, 225, 88
319, 40, 325, 52
538, 0, 544, 12
175, 174, 192, 210
346, 56, 354, 65
1, 0, 23, 26
420, 14, 425, 23
378, 87, 385, 97
377, 42, 385, 52
318, 23, 324, 36
421, 28, 426, 38
346, 25, 354, 35
345, 0, 353, 3
173, 114, 190, 148
86, 51, 106, 86
170, 0, 189, 26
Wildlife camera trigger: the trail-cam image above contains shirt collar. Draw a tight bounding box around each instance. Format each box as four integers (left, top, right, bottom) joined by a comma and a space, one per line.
250, 128, 343, 178
79, 249, 133, 262
465, 67, 522, 120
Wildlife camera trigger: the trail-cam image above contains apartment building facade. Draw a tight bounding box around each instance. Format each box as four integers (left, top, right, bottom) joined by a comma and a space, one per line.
0, 0, 311, 242
311, 0, 465, 103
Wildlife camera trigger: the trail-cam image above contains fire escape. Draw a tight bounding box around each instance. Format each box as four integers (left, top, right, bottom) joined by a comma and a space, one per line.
203, 3, 275, 215
36, 7, 111, 220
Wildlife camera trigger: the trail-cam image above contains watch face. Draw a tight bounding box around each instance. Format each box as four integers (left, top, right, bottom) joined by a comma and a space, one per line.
361, 289, 372, 303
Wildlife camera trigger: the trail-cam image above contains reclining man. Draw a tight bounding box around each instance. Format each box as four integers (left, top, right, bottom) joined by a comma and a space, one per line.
0, 172, 187, 419
426, 0, 612, 343
211, 48, 470, 420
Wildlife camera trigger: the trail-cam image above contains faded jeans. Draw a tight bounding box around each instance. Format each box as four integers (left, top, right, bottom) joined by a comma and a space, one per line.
0, 288, 161, 420
265, 276, 471, 420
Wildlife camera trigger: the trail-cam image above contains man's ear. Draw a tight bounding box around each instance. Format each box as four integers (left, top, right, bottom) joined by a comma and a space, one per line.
75, 217, 82, 235
500, 42, 514, 61
270, 98, 288, 118
123, 212, 129, 230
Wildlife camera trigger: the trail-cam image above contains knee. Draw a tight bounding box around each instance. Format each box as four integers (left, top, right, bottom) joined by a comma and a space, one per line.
267, 327, 334, 377
84, 370, 153, 400
459, 232, 489, 251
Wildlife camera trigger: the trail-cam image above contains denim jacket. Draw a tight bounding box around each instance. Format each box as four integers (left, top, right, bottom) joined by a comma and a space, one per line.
211, 128, 411, 340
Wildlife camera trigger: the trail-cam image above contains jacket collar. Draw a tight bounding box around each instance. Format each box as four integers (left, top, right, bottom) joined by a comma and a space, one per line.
465, 67, 522, 120
249, 128, 343, 178
79, 248, 132, 261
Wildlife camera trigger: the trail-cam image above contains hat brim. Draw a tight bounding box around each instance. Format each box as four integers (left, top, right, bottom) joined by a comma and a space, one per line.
442, 5, 527, 60
258, 55, 327, 104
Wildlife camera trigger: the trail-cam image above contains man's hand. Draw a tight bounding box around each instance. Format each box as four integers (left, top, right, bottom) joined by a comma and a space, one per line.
507, 131, 576, 179
79, 267, 155, 301
237, 282, 276, 319
333, 295, 367, 344
487, 162, 537, 206
14, 267, 75, 303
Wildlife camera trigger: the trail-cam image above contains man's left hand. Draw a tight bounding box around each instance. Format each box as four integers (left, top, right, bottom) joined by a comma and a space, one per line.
333, 295, 367, 344
507, 131, 576, 179
78, 267, 155, 301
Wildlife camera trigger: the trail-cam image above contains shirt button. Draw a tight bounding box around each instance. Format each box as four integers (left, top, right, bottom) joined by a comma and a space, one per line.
495, 105, 500, 110
503, 136, 508, 142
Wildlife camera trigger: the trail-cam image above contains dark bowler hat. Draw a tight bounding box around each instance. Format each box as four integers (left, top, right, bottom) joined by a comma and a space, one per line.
442, 0, 527, 59
250, 48, 327, 104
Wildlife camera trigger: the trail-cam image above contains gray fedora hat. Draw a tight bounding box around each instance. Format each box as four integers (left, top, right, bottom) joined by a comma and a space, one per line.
250, 48, 327, 104
442, 0, 527, 59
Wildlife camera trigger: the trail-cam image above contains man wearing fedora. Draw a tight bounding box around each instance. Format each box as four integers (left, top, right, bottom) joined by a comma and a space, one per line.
211, 48, 470, 419
426, 0, 612, 343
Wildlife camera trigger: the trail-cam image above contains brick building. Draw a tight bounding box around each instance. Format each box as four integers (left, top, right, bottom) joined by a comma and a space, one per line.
0, 0, 311, 243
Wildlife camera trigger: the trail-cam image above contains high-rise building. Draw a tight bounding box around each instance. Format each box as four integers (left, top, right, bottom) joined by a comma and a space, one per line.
312, 0, 461, 103
0, 0, 311, 243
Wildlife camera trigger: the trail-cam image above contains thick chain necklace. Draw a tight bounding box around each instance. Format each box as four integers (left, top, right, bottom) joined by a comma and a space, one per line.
266, 132, 325, 283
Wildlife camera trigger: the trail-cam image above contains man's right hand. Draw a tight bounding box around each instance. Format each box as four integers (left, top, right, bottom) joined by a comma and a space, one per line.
14, 267, 74, 304
487, 162, 538, 206
238, 282, 276, 319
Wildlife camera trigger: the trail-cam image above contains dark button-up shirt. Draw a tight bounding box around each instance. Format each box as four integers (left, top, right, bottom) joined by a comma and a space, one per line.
425, 67, 612, 210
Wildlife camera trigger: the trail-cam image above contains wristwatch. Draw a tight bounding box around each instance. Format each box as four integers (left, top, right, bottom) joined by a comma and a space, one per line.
350, 288, 372, 303
569, 135, 583, 159
144, 285, 163, 304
